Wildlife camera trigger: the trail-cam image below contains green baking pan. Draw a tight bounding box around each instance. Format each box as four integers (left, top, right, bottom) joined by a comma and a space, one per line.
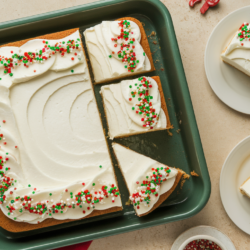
0, 0, 211, 248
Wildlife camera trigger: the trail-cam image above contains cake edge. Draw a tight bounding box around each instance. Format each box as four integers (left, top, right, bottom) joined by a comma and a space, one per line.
240, 176, 250, 198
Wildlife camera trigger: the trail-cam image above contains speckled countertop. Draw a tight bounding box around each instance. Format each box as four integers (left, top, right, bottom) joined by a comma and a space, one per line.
1, 0, 250, 249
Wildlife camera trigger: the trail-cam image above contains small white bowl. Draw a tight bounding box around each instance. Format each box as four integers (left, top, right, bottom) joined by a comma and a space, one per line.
179, 235, 226, 250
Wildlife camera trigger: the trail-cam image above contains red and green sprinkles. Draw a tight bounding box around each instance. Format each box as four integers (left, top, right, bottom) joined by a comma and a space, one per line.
130, 166, 171, 209
109, 20, 141, 72
129, 77, 159, 129
238, 23, 250, 46
0, 120, 120, 223
0, 38, 82, 77
184, 239, 222, 250
1, 163, 120, 221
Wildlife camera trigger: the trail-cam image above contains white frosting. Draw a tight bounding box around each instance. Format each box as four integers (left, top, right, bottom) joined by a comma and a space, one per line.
84, 20, 151, 83
221, 23, 250, 76
112, 143, 178, 216
240, 178, 250, 197
0, 31, 121, 224
100, 77, 167, 139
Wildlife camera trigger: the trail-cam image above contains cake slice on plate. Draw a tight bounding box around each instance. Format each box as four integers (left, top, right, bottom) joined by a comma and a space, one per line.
240, 177, 250, 198
221, 22, 250, 76
100, 76, 172, 139
84, 17, 155, 84
112, 143, 183, 217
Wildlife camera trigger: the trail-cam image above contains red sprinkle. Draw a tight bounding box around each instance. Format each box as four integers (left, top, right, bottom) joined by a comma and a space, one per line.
184, 239, 222, 250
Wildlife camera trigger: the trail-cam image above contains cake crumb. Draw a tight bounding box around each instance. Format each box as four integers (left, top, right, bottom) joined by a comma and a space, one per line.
174, 169, 190, 189
167, 130, 173, 136
160, 68, 164, 71
152, 41, 157, 45
180, 179, 185, 189
183, 173, 190, 180
176, 129, 181, 134
191, 170, 199, 177
155, 59, 160, 63
141, 22, 146, 26
148, 31, 156, 37
125, 200, 131, 206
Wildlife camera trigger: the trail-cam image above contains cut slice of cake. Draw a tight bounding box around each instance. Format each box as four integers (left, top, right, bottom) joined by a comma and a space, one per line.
240, 177, 250, 198
84, 17, 155, 84
221, 22, 250, 76
0, 28, 122, 232
100, 76, 172, 139
112, 143, 183, 217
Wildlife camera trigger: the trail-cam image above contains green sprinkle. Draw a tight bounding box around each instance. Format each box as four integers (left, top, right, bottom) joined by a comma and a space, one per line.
71, 70, 74, 73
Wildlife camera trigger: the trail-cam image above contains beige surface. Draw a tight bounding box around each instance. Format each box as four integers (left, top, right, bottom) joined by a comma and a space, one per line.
1, 0, 250, 249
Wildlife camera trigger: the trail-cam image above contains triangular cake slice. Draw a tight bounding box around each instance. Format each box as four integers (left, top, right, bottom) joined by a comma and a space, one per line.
240, 177, 250, 198
112, 143, 183, 217
221, 22, 250, 76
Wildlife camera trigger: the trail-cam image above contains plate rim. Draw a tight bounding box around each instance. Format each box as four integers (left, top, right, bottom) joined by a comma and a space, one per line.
204, 5, 250, 115
220, 135, 250, 235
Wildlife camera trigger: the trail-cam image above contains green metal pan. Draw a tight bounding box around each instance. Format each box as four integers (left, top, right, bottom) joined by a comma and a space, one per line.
0, 0, 211, 248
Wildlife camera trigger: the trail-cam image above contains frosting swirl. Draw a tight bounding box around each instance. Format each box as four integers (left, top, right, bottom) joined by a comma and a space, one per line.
221, 23, 250, 76
100, 77, 167, 139
0, 31, 121, 224
84, 20, 151, 83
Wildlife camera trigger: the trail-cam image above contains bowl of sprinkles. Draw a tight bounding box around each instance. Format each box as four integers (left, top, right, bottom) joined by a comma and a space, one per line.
179, 235, 225, 250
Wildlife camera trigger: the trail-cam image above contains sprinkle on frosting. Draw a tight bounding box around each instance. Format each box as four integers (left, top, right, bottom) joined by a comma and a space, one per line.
129, 77, 159, 129
110, 20, 139, 73
0, 146, 120, 220
0, 122, 120, 220
0, 38, 82, 77
0, 31, 122, 223
130, 166, 171, 210
238, 23, 250, 46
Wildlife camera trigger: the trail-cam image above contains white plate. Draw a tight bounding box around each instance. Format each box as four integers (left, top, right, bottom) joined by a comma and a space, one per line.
171, 226, 236, 250
205, 6, 250, 114
220, 136, 250, 234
